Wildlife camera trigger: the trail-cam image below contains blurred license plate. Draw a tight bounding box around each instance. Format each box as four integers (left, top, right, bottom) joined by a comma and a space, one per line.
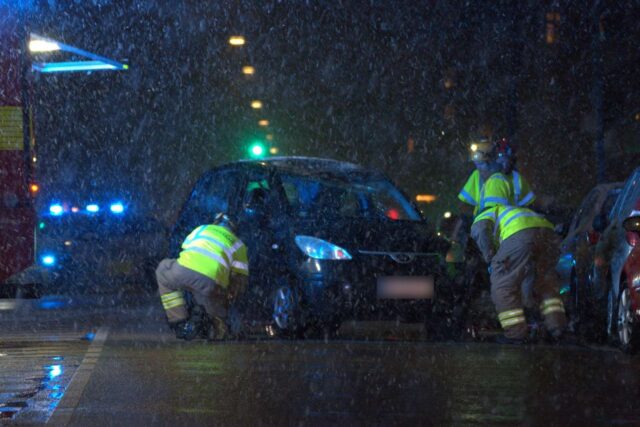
377, 276, 434, 299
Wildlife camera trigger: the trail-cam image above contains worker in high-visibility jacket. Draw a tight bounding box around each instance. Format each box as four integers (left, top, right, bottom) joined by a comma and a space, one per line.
471, 205, 567, 342
458, 137, 535, 217
156, 213, 249, 341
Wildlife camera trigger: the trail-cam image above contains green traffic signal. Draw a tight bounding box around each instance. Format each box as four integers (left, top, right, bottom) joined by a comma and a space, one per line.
249, 141, 266, 158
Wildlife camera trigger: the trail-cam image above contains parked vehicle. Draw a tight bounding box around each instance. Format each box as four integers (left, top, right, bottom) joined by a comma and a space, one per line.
8, 198, 168, 295
169, 157, 452, 337
618, 211, 640, 352
590, 166, 640, 351
555, 182, 622, 330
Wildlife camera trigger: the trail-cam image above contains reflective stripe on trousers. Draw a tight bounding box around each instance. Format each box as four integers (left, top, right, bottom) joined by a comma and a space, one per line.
498, 308, 526, 329
161, 290, 186, 310
540, 297, 565, 316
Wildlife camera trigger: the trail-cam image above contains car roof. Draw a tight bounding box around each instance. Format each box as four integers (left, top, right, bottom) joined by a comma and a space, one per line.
218, 156, 382, 180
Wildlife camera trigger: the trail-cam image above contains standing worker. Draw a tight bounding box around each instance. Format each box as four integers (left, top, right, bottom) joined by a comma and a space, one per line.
448, 138, 504, 336
156, 213, 249, 341
457, 136, 535, 215
471, 205, 567, 343
457, 137, 499, 217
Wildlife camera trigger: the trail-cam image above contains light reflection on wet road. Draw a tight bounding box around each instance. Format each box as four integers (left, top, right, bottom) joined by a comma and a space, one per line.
1, 294, 639, 426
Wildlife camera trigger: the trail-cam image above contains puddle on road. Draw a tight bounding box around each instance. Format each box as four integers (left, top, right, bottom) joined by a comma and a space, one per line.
0, 352, 78, 423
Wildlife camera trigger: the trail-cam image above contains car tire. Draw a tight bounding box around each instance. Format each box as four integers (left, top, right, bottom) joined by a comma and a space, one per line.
616, 279, 640, 354
271, 285, 307, 338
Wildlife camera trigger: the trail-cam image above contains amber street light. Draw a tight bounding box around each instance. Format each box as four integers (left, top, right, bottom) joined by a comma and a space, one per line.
251, 100, 263, 109
242, 65, 255, 75
266, 134, 274, 141
228, 36, 245, 46
269, 147, 279, 155
258, 119, 269, 127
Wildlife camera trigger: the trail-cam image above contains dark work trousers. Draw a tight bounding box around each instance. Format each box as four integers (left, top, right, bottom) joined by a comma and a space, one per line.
490, 228, 567, 339
155, 258, 227, 323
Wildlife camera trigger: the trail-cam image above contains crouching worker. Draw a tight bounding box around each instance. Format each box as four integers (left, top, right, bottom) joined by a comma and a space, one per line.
156, 213, 249, 341
471, 205, 567, 343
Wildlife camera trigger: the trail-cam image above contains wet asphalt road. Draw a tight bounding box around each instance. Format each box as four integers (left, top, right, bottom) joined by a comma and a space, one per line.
1, 292, 640, 426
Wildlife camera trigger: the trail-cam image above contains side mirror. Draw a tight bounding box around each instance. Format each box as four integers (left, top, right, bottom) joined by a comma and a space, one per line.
623, 216, 640, 247
592, 212, 608, 233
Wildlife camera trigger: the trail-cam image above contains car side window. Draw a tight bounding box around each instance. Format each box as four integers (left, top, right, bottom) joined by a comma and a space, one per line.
178, 170, 241, 230
611, 169, 640, 220
601, 189, 621, 218
571, 189, 598, 234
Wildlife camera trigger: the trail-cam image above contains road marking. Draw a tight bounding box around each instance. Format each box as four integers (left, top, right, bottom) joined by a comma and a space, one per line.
46, 327, 109, 426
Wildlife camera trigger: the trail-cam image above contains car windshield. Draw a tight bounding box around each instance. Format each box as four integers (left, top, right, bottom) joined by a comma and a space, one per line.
279, 173, 421, 221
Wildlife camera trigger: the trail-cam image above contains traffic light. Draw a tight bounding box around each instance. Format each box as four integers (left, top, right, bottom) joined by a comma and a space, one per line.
248, 140, 266, 158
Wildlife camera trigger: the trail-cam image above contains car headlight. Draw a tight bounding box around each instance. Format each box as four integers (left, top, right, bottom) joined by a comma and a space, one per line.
294, 235, 352, 260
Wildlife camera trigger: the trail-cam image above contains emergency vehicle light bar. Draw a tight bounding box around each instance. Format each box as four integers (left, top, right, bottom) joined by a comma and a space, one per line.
30, 33, 128, 73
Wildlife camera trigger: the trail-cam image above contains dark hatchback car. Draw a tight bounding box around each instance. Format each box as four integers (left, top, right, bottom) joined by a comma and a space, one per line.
169, 157, 452, 336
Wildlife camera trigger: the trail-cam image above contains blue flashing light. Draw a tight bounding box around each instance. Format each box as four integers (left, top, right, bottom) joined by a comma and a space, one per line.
41, 254, 57, 266
110, 202, 125, 214
33, 61, 123, 73
294, 235, 352, 260
49, 204, 64, 216
38, 298, 67, 310
86, 204, 99, 213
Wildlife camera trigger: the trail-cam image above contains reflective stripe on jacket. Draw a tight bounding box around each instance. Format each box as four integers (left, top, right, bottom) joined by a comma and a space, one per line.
177, 224, 249, 287
511, 170, 536, 207
473, 205, 553, 242
458, 169, 483, 215
479, 171, 536, 213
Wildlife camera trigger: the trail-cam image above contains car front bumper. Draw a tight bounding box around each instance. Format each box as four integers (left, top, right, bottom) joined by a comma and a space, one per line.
295, 251, 449, 322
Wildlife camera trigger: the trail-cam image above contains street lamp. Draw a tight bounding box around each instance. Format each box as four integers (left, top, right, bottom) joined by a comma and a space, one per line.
269, 147, 279, 155
228, 36, 245, 46
242, 66, 255, 75
266, 134, 274, 141
29, 39, 60, 52
251, 100, 263, 109
258, 119, 269, 127
29, 33, 128, 73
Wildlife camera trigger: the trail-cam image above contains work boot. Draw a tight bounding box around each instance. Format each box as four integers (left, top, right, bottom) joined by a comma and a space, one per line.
174, 320, 199, 341
207, 316, 229, 342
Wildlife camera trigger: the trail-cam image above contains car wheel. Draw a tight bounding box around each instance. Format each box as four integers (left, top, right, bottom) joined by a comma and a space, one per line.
616, 281, 640, 354
272, 285, 306, 338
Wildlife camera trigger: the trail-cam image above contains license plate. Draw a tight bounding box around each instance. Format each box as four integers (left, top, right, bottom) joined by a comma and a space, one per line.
377, 276, 434, 299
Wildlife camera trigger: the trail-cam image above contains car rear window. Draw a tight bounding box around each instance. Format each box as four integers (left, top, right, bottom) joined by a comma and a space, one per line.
280, 173, 421, 221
